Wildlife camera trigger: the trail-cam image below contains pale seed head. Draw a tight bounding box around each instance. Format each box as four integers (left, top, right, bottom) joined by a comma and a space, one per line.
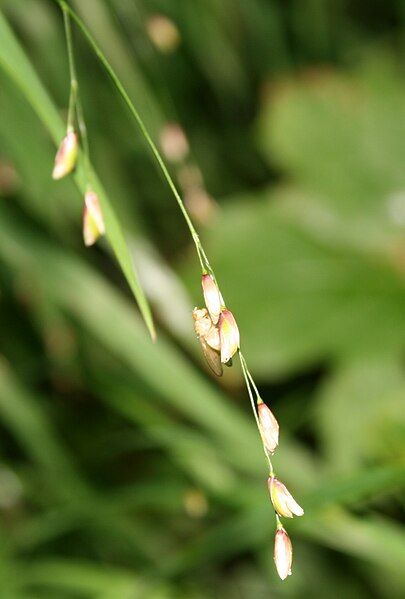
268, 476, 304, 519
83, 191, 105, 247
201, 274, 221, 324
274, 527, 293, 580
218, 309, 240, 364
258, 402, 279, 454
52, 130, 78, 180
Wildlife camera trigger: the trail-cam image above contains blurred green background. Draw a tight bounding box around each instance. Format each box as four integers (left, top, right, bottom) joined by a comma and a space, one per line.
0, 1, 404, 597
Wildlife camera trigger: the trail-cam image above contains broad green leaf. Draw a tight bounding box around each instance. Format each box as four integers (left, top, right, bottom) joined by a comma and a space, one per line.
258, 61, 405, 259
0, 9, 155, 339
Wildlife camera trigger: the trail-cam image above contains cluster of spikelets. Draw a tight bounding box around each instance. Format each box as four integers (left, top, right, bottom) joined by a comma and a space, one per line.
194, 274, 304, 580
192, 274, 240, 377
52, 128, 105, 246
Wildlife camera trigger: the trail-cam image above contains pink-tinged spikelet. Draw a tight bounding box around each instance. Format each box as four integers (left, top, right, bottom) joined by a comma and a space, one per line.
201, 274, 221, 325
52, 130, 78, 180
258, 401, 279, 454
274, 527, 293, 580
83, 190, 105, 247
268, 476, 304, 519
218, 309, 240, 364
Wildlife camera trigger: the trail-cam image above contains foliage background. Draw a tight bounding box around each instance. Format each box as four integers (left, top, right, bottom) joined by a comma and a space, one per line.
0, 0, 404, 597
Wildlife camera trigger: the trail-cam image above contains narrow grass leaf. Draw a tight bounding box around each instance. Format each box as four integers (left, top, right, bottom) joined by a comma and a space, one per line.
0, 9, 155, 339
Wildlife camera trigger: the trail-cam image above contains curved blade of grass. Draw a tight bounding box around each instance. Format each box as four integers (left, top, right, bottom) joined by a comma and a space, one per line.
0, 10, 155, 339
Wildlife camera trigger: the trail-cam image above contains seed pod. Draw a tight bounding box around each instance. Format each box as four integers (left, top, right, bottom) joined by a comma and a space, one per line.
258, 401, 279, 454
274, 527, 293, 580
52, 130, 78, 180
268, 476, 304, 518
201, 274, 221, 324
219, 309, 239, 364
83, 190, 105, 246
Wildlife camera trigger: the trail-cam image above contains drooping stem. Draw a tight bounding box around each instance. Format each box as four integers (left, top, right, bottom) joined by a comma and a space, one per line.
58, 0, 273, 452
58, 0, 276, 479
52, 3, 295, 571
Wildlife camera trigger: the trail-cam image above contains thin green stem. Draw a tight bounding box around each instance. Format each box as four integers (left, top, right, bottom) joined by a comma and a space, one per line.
239, 351, 274, 475
195, 243, 207, 273
62, 4, 91, 179
239, 352, 259, 427
62, 4, 77, 131
55, 0, 210, 274
75, 93, 91, 180
240, 353, 263, 401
